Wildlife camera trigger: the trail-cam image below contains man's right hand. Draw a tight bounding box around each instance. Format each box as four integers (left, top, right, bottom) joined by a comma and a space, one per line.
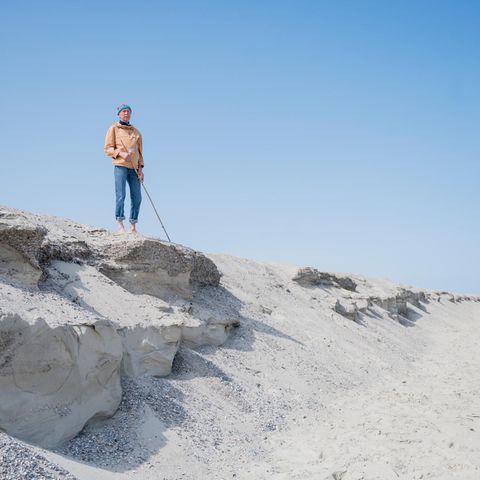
119, 151, 130, 161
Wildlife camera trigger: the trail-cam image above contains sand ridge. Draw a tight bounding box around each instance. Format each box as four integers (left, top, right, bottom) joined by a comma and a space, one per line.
1, 207, 479, 479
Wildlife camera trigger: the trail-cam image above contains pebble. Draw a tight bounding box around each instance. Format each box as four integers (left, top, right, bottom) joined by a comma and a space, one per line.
0, 432, 78, 480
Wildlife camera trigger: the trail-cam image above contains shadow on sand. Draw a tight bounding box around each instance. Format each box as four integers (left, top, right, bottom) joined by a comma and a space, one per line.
53, 283, 302, 474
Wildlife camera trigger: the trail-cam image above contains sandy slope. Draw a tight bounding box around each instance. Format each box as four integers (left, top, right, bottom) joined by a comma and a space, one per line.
265, 300, 480, 480
37, 254, 480, 480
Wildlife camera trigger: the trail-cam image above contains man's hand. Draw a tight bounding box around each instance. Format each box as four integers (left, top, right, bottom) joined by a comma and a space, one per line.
137, 168, 144, 183
119, 151, 131, 161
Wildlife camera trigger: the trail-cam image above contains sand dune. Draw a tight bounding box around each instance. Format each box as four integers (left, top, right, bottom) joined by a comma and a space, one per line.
1, 206, 479, 479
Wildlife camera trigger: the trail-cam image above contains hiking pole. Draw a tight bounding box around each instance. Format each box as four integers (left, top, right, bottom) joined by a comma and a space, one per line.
126, 149, 172, 242
121, 138, 172, 242
136, 169, 172, 242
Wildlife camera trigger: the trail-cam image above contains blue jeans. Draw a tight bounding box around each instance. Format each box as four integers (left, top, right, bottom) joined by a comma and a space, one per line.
114, 166, 142, 224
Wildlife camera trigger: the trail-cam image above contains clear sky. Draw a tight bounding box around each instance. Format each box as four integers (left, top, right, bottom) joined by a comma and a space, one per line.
2, 1, 479, 294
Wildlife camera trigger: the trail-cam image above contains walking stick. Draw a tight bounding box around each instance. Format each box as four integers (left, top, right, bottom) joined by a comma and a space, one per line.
121, 141, 172, 242
135, 168, 172, 242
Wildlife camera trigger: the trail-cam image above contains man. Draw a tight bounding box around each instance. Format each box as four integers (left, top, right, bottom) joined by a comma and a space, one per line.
104, 104, 144, 234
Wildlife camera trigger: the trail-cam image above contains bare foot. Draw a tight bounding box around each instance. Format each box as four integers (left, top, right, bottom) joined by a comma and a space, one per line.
128, 224, 138, 234
117, 221, 126, 233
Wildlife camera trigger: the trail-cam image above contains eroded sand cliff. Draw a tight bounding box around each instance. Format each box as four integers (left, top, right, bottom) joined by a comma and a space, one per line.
1, 206, 479, 480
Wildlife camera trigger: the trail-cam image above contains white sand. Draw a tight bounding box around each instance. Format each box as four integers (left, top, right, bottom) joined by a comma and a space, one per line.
35, 254, 480, 480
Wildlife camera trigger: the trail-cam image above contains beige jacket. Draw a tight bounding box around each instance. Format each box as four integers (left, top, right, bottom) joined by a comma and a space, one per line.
104, 123, 144, 169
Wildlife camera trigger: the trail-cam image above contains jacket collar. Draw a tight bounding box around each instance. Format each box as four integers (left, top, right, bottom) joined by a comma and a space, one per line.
117, 121, 134, 129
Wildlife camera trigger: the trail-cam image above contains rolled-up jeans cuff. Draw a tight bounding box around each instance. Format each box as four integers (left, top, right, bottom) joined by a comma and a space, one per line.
116, 216, 125, 221
129, 219, 138, 224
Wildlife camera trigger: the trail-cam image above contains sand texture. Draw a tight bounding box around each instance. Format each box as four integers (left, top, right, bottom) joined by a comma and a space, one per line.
1, 205, 479, 479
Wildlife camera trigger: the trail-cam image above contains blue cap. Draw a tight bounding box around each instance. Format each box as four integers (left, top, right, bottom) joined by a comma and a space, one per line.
117, 104, 132, 115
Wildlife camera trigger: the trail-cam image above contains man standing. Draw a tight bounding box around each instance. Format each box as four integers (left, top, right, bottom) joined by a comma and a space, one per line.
104, 104, 144, 234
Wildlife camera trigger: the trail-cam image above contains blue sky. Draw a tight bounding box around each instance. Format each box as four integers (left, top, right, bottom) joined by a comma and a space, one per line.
2, 1, 479, 293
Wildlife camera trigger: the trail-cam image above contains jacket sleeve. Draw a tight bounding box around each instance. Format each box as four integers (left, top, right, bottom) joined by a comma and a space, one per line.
104, 125, 122, 159
137, 132, 144, 167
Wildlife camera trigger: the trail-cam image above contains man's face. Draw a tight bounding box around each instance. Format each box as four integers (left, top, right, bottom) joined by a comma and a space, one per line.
119, 109, 131, 123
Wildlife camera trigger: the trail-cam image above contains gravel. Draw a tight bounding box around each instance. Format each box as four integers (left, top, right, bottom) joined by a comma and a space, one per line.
56, 343, 292, 473
57, 376, 189, 469
0, 432, 78, 480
